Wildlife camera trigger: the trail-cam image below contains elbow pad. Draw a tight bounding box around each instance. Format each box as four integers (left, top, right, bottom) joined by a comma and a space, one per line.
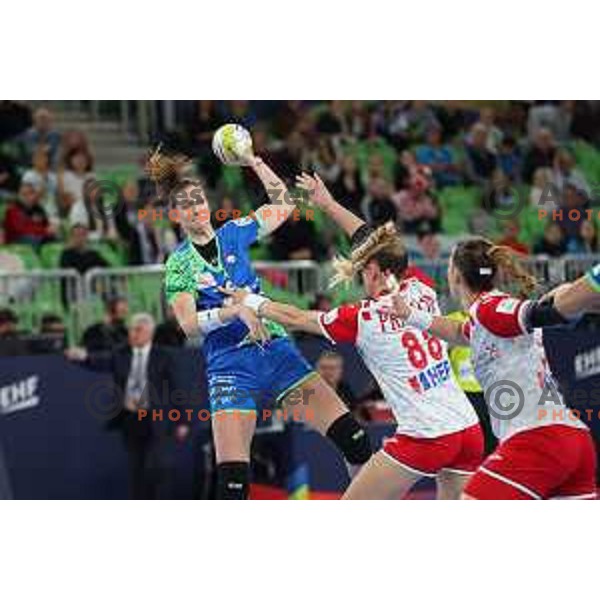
523, 297, 570, 331
197, 308, 223, 334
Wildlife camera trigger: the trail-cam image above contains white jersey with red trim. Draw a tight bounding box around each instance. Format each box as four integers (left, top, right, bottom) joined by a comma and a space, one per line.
318, 276, 478, 437
465, 290, 587, 441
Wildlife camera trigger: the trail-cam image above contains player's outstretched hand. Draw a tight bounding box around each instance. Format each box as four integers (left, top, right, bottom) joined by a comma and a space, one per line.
238, 306, 270, 345
391, 294, 411, 320
218, 286, 249, 305
296, 172, 334, 209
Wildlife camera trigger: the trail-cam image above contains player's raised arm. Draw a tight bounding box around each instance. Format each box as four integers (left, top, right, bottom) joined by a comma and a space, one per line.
296, 172, 365, 237
245, 155, 298, 237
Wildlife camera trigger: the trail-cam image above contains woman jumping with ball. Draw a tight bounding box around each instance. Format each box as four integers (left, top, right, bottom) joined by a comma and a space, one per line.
150, 125, 372, 499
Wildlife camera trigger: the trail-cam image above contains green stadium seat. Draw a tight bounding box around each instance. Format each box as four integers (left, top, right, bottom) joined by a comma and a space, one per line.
0, 244, 41, 269
40, 242, 66, 268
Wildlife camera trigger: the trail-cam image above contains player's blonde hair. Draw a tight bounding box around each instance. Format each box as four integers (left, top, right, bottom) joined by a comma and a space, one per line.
330, 221, 407, 288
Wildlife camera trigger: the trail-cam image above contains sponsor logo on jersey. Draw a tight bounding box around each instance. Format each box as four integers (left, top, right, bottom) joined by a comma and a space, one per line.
407, 359, 452, 394
197, 272, 217, 288
225, 254, 237, 265
496, 298, 519, 314
322, 308, 339, 325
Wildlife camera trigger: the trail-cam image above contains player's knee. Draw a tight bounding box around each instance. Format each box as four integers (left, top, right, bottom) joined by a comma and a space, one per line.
326, 413, 372, 465
216, 461, 250, 500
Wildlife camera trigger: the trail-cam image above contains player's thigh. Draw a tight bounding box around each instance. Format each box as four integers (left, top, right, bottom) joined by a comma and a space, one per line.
281, 374, 348, 435
436, 469, 472, 500
343, 450, 422, 500
212, 410, 257, 464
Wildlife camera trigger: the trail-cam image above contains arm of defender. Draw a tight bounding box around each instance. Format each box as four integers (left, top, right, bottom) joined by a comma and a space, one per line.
553, 273, 600, 318
296, 172, 365, 237
258, 300, 324, 336
170, 292, 268, 342
390, 293, 468, 345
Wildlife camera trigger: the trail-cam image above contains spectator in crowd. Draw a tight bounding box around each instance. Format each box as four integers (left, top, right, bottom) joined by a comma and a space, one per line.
496, 219, 530, 255
272, 100, 304, 140
21, 145, 59, 225
414, 223, 447, 261
115, 184, 161, 265
395, 100, 440, 147
309, 138, 340, 185
153, 306, 186, 348
66, 313, 186, 499
0, 308, 18, 339
3, 181, 55, 245
269, 213, 323, 260
479, 107, 503, 153
533, 221, 567, 257
364, 177, 397, 227
332, 154, 365, 219
552, 146, 590, 198
573, 219, 599, 254
21, 107, 61, 167
81, 296, 129, 352
557, 180, 591, 246
464, 122, 497, 186
347, 100, 371, 139
415, 123, 461, 187
496, 135, 521, 183
392, 168, 440, 233
223, 100, 257, 130
58, 147, 95, 225
40, 313, 67, 337
0, 150, 19, 197
530, 167, 556, 209
486, 169, 519, 213
522, 127, 557, 183
316, 100, 347, 136
59, 223, 108, 274
527, 101, 573, 143
316, 351, 357, 410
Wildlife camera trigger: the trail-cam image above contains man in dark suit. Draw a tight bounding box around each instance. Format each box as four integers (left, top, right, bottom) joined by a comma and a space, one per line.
67, 313, 189, 499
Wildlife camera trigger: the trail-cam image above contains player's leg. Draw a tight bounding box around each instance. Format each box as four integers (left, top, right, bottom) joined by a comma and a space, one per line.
438, 423, 484, 499
271, 339, 372, 466
436, 470, 472, 500
212, 409, 257, 499
282, 374, 372, 466
342, 450, 422, 499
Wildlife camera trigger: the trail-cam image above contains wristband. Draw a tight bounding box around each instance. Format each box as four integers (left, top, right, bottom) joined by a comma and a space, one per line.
243, 293, 268, 314
405, 309, 434, 331
197, 308, 223, 334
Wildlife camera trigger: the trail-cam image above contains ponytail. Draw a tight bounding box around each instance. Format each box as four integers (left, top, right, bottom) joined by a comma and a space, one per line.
487, 245, 537, 298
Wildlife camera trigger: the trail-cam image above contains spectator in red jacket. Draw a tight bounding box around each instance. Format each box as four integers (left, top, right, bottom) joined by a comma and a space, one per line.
3, 181, 55, 245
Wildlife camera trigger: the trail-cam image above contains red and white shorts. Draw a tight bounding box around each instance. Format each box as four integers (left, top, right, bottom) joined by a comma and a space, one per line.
464, 425, 597, 500
382, 423, 484, 477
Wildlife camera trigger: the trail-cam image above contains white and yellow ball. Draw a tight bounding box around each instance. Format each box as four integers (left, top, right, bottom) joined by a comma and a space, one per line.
212, 124, 253, 165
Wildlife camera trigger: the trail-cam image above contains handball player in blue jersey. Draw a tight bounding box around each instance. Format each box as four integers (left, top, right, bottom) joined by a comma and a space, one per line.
148, 144, 371, 499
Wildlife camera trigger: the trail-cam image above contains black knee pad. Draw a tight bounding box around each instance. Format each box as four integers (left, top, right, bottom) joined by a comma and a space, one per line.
326, 413, 372, 465
216, 462, 250, 500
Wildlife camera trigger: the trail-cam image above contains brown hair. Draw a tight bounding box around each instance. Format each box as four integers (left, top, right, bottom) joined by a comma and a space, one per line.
331, 221, 408, 288
145, 145, 199, 205
451, 237, 537, 299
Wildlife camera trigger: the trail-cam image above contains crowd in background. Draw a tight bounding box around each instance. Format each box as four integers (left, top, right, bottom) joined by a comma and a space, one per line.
2, 100, 600, 267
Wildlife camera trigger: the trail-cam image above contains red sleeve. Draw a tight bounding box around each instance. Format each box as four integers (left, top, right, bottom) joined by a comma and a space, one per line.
475, 295, 530, 338
318, 304, 360, 344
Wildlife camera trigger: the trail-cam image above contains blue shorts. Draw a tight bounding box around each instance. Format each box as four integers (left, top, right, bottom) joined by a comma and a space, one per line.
206, 337, 315, 414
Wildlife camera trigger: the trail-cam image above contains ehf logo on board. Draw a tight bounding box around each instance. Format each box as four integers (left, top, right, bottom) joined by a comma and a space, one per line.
0, 376, 40, 415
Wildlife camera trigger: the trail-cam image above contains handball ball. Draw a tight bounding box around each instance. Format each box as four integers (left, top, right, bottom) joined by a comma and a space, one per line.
212, 124, 253, 165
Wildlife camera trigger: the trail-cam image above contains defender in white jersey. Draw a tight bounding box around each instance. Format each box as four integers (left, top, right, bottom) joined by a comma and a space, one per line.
225, 217, 484, 500
393, 237, 597, 500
